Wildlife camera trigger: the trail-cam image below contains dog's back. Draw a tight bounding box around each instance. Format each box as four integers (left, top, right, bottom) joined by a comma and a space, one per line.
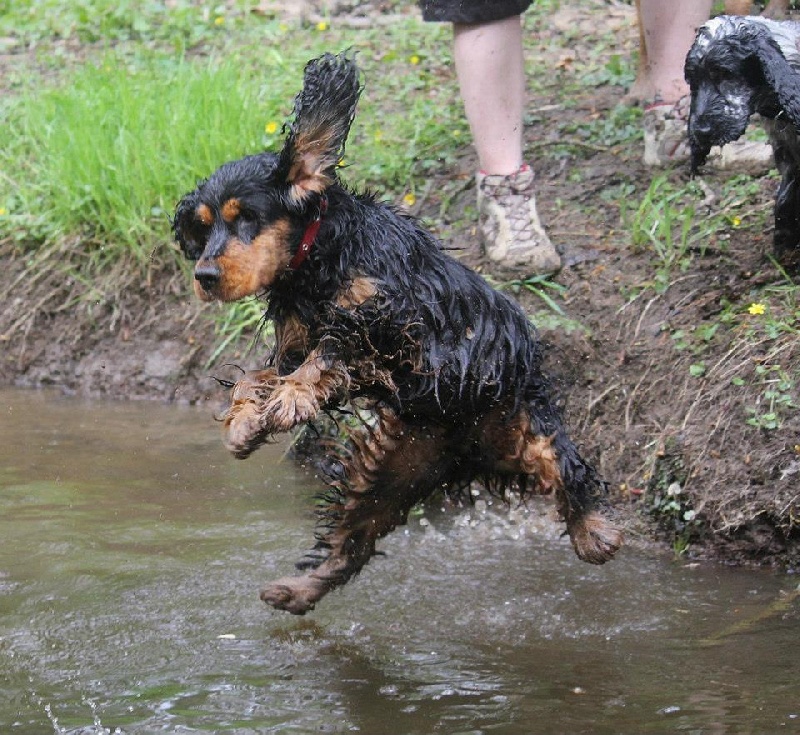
265, 185, 543, 423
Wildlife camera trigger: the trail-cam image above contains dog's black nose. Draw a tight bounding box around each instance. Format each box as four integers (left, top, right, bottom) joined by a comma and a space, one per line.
195, 262, 221, 292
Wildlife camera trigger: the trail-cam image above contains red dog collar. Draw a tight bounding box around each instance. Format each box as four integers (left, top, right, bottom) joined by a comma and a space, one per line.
288, 196, 328, 270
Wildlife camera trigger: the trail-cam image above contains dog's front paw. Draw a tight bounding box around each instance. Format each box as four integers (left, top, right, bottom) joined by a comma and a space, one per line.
568, 511, 623, 565
224, 402, 271, 459
223, 369, 279, 459
261, 382, 319, 433
261, 576, 322, 615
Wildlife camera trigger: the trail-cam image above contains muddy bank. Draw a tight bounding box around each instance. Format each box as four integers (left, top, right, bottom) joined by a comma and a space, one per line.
1, 0, 797, 567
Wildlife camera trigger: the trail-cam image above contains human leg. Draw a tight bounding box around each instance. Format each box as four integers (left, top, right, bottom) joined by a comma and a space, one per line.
453, 16, 526, 176
452, 15, 560, 273
639, 0, 712, 105
420, 1, 559, 274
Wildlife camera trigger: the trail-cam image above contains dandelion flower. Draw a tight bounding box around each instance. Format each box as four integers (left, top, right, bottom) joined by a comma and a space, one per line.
0, 207, 6, 217
748, 302, 766, 315
731, 216, 741, 227
265, 121, 279, 135
316, 20, 329, 31
214, 15, 224, 26
409, 54, 421, 65
403, 192, 416, 207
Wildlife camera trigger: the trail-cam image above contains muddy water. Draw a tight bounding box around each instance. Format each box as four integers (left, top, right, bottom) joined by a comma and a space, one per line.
1, 389, 798, 734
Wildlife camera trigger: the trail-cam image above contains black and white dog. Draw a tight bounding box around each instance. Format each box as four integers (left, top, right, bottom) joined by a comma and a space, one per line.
685, 15, 800, 269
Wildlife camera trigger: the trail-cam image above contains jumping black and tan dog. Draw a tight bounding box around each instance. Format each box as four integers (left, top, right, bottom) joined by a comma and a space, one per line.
173, 52, 622, 615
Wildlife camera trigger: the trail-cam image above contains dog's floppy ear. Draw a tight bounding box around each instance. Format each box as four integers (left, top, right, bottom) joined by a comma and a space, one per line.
172, 186, 203, 259
749, 24, 800, 127
276, 52, 363, 204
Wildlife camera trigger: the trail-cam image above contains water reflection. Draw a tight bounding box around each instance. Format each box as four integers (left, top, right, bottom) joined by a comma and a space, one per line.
0, 389, 797, 734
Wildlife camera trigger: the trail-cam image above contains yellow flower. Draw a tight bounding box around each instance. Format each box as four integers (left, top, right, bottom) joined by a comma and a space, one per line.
403, 192, 416, 207
0, 207, 6, 216
374, 129, 384, 142
409, 54, 420, 65
316, 20, 329, 31
265, 121, 279, 135
731, 216, 741, 227
214, 15, 224, 26
748, 302, 766, 315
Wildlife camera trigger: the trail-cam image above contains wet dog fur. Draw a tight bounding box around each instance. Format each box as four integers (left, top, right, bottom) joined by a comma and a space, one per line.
173, 52, 622, 615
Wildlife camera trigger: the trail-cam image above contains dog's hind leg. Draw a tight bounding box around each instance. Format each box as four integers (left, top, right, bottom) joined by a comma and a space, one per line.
552, 433, 623, 564
481, 406, 622, 564
260, 407, 454, 614
773, 171, 800, 268
767, 120, 800, 270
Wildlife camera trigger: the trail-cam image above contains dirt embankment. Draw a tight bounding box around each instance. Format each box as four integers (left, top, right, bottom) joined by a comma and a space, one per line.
1, 1, 797, 566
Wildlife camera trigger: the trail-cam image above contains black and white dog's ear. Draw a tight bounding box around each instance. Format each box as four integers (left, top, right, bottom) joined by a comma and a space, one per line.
275, 51, 363, 205
750, 25, 800, 128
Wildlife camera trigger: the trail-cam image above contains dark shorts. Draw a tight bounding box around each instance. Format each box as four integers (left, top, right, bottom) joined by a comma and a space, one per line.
419, 0, 533, 24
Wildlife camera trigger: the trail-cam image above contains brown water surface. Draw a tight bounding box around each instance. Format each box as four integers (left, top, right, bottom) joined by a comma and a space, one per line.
1, 389, 798, 734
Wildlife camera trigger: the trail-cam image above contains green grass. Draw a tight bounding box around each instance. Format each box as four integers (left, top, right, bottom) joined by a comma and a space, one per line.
207, 297, 273, 368
0, 0, 641, 266
0, 0, 261, 47
2, 54, 277, 262
0, 13, 463, 262
727, 279, 799, 431
624, 172, 798, 441
622, 175, 734, 292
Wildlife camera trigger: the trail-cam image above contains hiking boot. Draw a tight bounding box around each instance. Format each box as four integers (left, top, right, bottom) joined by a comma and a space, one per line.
643, 96, 774, 174
476, 164, 561, 275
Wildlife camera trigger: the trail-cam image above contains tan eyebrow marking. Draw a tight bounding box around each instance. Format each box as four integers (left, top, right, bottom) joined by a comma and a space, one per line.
221, 198, 241, 223
196, 204, 214, 226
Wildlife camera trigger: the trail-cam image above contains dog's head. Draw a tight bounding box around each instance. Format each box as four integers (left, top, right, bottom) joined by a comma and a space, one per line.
172, 52, 362, 302
685, 15, 800, 171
